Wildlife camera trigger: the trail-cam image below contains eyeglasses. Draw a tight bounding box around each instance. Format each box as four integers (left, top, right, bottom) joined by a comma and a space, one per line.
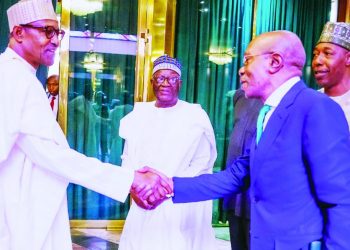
153, 76, 180, 85
243, 52, 274, 66
20, 24, 65, 40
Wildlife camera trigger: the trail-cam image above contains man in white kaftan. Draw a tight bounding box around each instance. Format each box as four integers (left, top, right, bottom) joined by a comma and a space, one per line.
0, 1, 171, 249
118, 55, 218, 250
0, 48, 135, 249
312, 22, 350, 126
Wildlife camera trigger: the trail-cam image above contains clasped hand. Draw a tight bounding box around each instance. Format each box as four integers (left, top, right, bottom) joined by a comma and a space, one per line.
131, 166, 174, 210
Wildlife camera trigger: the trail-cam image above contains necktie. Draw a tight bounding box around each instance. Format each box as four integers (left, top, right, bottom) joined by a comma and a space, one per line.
50, 96, 56, 110
256, 104, 271, 144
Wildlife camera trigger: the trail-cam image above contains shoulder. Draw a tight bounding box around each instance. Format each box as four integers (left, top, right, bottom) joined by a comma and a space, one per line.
123, 101, 154, 117
285, 80, 330, 109
233, 89, 245, 103
119, 102, 156, 138
297, 86, 346, 125
179, 100, 209, 120
234, 91, 261, 113
0, 55, 37, 91
120, 101, 153, 125
299, 86, 335, 107
178, 101, 215, 134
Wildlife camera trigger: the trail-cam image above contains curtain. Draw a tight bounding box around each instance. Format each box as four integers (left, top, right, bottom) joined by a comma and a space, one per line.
255, 0, 331, 88
66, 0, 137, 219
174, 0, 331, 223
175, 0, 254, 223
0, 0, 15, 52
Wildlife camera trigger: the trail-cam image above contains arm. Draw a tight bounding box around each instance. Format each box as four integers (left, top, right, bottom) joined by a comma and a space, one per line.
17, 133, 134, 202
173, 154, 250, 203
17, 133, 171, 204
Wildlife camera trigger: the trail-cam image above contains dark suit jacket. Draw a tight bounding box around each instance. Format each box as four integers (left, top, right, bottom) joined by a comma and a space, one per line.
224, 89, 262, 219
173, 81, 350, 250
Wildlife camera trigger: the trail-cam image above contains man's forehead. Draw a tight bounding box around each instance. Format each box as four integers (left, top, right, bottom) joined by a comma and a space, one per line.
153, 69, 180, 76
29, 19, 59, 27
315, 42, 348, 52
247, 37, 273, 54
47, 81, 58, 85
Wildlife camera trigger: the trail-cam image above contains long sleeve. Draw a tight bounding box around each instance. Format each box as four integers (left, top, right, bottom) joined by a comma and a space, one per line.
0, 188, 9, 249
173, 154, 249, 203
17, 133, 134, 203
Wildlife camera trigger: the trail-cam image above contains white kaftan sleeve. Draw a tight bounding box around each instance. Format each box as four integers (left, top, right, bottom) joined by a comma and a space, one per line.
0, 78, 22, 163
0, 188, 10, 249
17, 134, 134, 203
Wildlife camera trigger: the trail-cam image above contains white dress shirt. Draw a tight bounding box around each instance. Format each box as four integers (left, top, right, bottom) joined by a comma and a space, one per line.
263, 76, 300, 130
48, 93, 59, 118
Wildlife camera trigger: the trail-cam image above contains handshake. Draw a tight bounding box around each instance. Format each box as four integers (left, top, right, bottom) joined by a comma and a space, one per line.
131, 167, 174, 210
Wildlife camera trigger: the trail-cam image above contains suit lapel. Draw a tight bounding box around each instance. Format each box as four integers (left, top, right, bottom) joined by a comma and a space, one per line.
250, 81, 307, 182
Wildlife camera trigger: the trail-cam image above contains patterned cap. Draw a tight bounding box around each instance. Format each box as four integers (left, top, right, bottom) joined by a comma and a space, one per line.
7, 0, 57, 32
152, 55, 182, 76
317, 22, 350, 51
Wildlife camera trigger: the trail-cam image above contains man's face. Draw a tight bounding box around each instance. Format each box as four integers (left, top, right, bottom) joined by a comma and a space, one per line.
312, 43, 348, 89
151, 69, 181, 107
47, 76, 59, 96
238, 40, 271, 100
20, 19, 59, 68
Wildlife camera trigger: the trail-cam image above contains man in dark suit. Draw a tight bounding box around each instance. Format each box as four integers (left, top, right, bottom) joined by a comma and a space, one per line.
46, 74, 59, 119
225, 89, 261, 250
160, 30, 350, 250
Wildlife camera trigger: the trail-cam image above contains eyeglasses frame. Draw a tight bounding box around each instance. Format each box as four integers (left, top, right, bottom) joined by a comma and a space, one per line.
20, 24, 65, 40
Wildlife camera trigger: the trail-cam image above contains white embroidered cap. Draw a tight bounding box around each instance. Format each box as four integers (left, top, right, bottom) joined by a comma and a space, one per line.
152, 55, 182, 76
7, 0, 57, 32
318, 22, 350, 51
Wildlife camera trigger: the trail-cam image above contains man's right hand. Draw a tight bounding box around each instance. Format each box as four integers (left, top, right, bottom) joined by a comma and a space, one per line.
131, 167, 173, 209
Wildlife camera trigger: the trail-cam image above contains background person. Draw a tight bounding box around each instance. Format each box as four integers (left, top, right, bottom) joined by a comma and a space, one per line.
225, 89, 261, 250
46, 74, 59, 118
312, 22, 350, 125
118, 55, 218, 250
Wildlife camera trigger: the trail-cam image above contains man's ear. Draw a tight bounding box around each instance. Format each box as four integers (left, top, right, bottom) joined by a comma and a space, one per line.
269, 53, 284, 73
178, 79, 182, 89
345, 51, 350, 66
11, 26, 25, 42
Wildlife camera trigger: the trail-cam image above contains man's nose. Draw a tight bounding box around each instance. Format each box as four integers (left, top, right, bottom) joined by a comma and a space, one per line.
50, 34, 59, 47
312, 54, 324, 66
161, 78, 171, 86
238, 66, 244, 77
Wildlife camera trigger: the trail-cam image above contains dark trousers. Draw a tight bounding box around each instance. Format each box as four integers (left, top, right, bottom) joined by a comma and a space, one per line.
227, 210, 250, 250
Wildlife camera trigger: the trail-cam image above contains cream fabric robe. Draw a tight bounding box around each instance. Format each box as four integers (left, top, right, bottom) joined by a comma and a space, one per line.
118, 100, 218, 250
0, 48, 134, 250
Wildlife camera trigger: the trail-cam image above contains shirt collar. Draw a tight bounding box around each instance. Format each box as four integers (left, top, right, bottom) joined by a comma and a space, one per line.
265, 76, 300, 107
5, 47, 37, 75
